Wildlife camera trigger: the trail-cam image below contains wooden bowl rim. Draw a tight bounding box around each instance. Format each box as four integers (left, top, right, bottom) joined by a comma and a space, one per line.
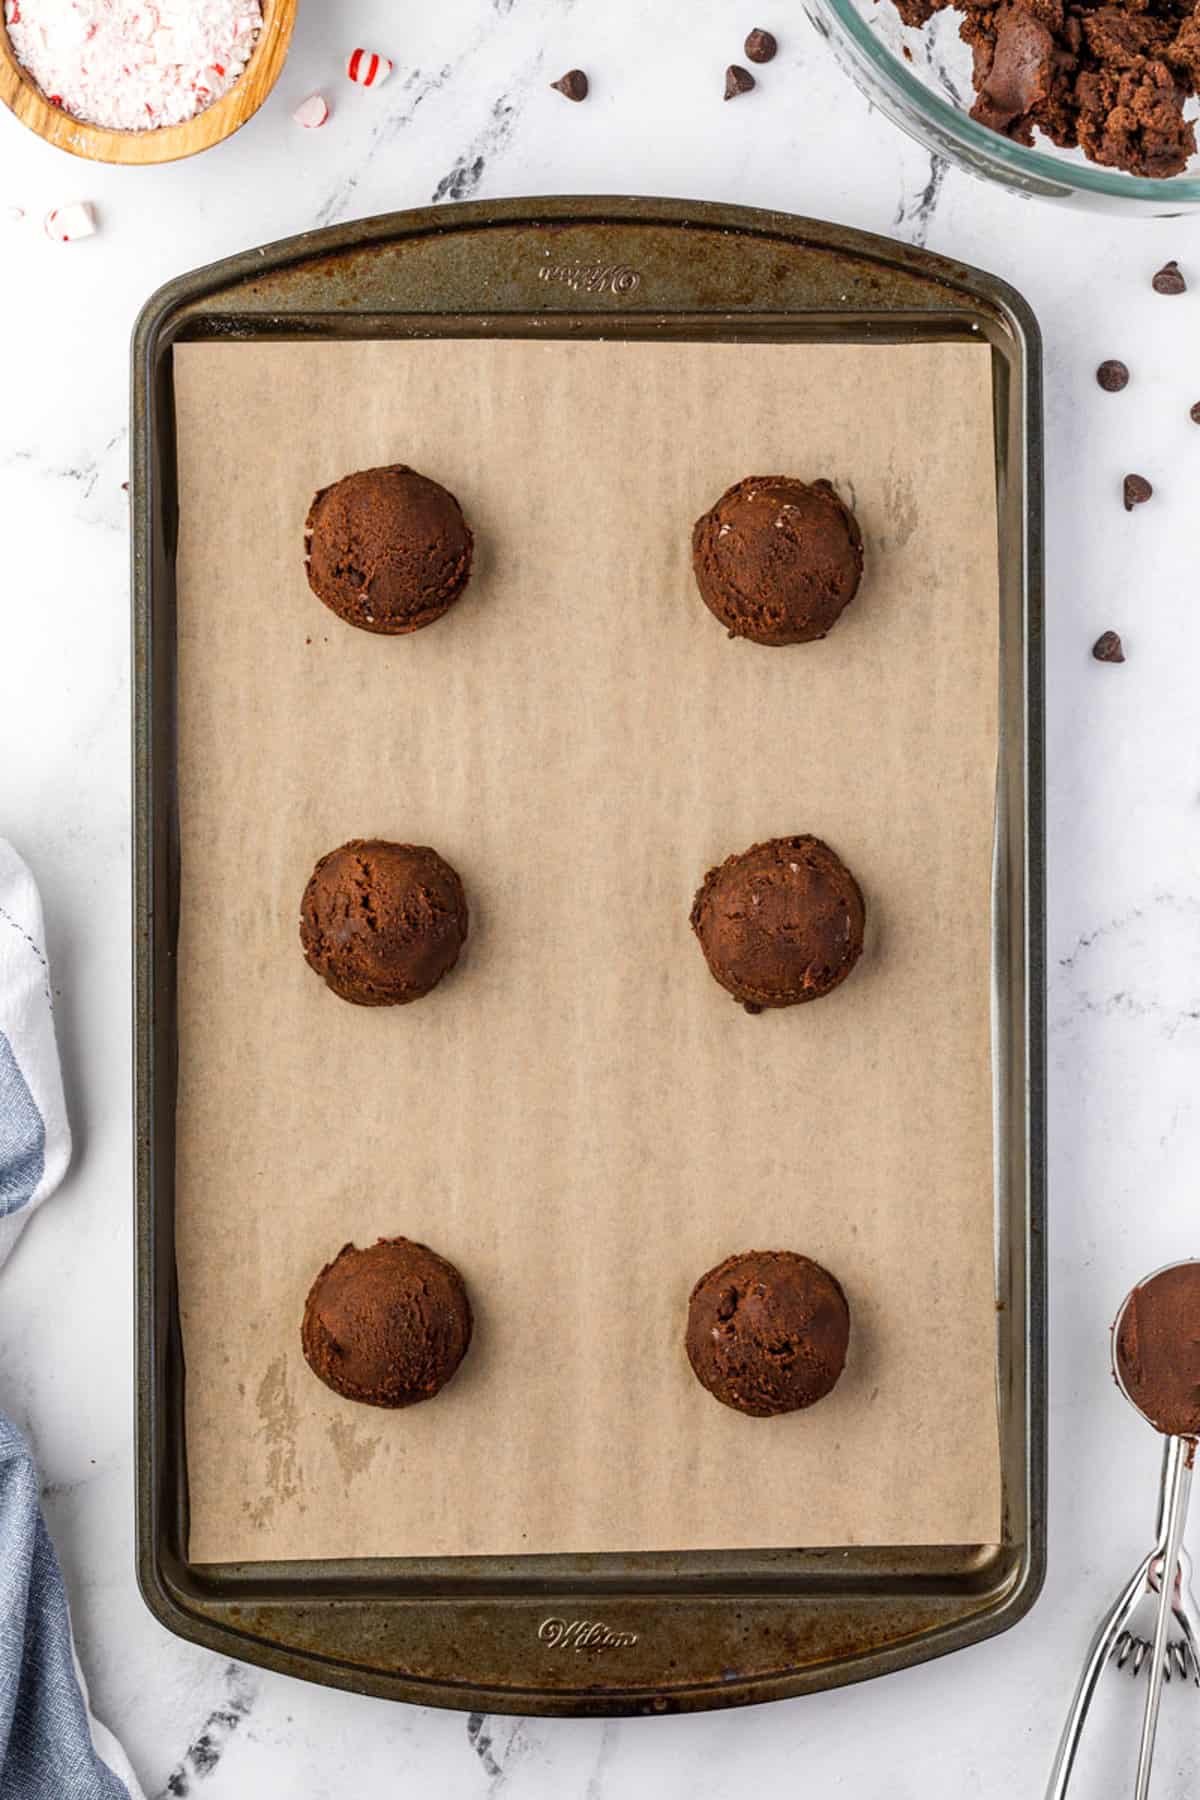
0, 0, 295, 166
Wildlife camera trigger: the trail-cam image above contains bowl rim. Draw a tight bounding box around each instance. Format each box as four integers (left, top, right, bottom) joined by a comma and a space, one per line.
0, 0, 294, 166
813, 0, 1200, 203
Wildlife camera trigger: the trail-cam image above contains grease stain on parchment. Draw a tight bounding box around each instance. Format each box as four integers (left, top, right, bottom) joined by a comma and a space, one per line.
327, 1414, 381, 1488
881, 468, 920, 550
244, 1354, 302, 1526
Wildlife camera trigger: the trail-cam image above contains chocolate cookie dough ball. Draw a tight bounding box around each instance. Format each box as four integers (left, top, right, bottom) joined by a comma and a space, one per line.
302, 1236, 473, 1408
1114, 1261, 1200, 1439
692, 476, 863, 646
300, 839, 468, 1006
304, 463, 474, 635
686, 1250, 850, 1416
690, 835, 865, 1012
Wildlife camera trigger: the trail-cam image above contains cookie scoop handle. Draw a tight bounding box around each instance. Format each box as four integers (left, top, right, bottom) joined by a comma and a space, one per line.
1045, 1436, 1190, 1800
1134, 1436, 1193, 1800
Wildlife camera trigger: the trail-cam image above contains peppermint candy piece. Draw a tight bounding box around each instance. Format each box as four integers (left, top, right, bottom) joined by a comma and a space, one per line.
346, 47, 391, 87
293, 91, 328, 127
45, 202, 96, 242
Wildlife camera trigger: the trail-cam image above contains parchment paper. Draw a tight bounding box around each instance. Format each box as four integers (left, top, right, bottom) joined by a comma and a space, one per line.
173, 337, 1002, 1562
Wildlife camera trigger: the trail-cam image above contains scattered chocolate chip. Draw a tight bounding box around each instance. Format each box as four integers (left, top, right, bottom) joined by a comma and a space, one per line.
1191, 402, 1200, 425
743, 1001, 764, 1014
724, 63, 755, 99
1092, 630, 1125, 663
1123, 473, 1153, 510
120, 480, 129, 492
1152, 260, 1186, 296
744, 27, 778, 62
550, 68, 589, 102
1096, 360, 1129, 393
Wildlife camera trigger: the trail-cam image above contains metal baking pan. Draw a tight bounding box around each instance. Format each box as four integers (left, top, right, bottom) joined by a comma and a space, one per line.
133, 195, 1045, 1716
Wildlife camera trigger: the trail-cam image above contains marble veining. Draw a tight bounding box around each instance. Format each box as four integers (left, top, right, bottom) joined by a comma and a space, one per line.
466, 1713, 532, 1789
432, 92, 521, 203
313, 65, 457, 229
155, 1666, 260, 1798
2, 0, 1199, 1792
892, 149, 947, 245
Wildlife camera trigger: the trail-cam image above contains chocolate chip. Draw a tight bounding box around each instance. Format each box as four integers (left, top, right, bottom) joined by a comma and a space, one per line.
1191, 402, 1200, 425
1096, 360, 1129, 392
743, 1000, 763, 1014
1092, 631, 1125, 663
1123, 473, 1153, 510
550, 68, 589, 102
724, 64, 755, 99
1152, 260, 1186, 295
744, 27, 778, 62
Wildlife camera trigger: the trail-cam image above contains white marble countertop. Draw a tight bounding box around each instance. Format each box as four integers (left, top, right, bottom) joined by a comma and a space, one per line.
2, 1, 1200, 1793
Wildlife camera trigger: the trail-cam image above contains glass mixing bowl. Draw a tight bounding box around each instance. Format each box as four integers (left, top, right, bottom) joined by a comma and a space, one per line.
802, 0, 1200, 213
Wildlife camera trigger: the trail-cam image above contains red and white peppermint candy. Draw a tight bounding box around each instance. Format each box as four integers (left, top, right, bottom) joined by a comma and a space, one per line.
44, 201, 96, 242
345, 47, 391, 87
293, 91, 328, 128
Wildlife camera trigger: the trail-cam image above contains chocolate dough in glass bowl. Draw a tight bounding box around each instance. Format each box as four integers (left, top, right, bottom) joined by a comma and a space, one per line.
803, 0, 1200, 211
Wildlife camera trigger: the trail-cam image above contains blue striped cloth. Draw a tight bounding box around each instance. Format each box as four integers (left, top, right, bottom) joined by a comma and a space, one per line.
0, 1417, 135, 1800
0, 840, 70, 1270
0, 840, 142, 1799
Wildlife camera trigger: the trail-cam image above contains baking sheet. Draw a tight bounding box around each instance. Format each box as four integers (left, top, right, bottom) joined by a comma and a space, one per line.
173, 337, 1002, 1563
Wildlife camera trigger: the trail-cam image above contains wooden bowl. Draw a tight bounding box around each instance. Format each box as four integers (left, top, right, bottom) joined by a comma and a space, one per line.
0, 0, 294, 165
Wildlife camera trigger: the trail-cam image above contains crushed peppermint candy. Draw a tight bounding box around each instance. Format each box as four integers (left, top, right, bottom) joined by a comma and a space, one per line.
292, 90, 328, 128
45, 201, 97, 240
6, 0, 263, 132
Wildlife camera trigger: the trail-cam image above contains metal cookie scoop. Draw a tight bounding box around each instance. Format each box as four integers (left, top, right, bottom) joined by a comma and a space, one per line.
1047, 1262, 1200, 1799
1112, 1542, 1199, 1686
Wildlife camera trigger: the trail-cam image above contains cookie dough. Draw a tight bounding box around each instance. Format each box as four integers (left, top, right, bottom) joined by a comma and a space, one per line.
304, 463, 474, 635
686, 1250, 851, 1416
300, 839, 468, 1006
1114, 1261, 1200, 1438
301, 1236, 473, 1408
690, 835, 866, 1011
892, 0, 1200, 177
691, 477, 863, 646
